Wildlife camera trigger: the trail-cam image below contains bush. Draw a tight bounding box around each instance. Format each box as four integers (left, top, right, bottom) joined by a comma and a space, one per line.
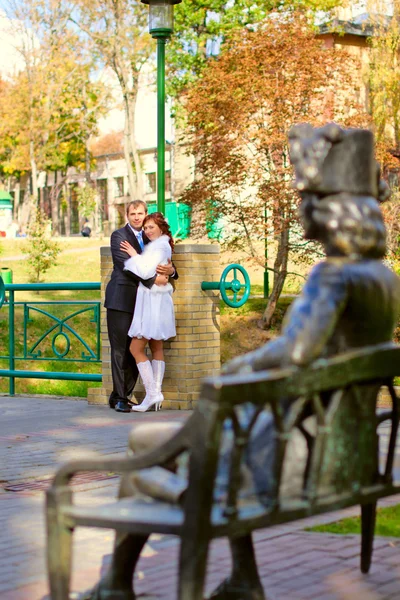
24, 208, 62, 282
76, 183, 97, 218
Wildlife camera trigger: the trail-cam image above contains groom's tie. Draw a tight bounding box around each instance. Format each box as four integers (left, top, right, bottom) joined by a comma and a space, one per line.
136, 231, 144, 251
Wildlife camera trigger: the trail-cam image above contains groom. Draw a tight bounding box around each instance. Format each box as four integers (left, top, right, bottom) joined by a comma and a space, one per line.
105, 200, 177, 413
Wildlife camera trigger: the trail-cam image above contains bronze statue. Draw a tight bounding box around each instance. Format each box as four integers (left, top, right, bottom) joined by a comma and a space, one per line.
84, 124, 400, 600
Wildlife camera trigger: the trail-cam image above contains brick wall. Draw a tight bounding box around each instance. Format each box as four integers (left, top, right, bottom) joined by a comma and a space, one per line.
87, 243, 221, 409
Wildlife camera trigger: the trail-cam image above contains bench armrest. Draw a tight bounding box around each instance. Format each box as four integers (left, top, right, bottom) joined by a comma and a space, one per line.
202, 343, 400, 408
51, 413, 195, 489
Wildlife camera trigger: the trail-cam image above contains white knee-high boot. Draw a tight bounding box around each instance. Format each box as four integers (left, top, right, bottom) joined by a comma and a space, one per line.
152, 360, 165, 410
131, 360, 159, 412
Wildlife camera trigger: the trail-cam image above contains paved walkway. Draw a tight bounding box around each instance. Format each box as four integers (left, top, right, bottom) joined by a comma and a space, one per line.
1, 396, 400, 600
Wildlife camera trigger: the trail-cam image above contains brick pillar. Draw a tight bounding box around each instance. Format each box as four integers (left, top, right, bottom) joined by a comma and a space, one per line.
87, 246, 113, 405
88, 244, 221, 408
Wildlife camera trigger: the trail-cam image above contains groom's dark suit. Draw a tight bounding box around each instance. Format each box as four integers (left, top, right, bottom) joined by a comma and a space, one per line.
105, 224, 154, 411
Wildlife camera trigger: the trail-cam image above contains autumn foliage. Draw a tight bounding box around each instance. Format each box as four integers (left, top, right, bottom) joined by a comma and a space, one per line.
90, 132, 124, 157
181, 13, 369, 327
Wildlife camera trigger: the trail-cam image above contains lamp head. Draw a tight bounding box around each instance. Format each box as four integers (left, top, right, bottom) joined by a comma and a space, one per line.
141, 0, 182, 37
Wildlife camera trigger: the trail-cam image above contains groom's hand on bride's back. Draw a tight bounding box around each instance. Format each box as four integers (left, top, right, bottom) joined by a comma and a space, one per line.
156, 259, 176, 278
155, 274, 169, 286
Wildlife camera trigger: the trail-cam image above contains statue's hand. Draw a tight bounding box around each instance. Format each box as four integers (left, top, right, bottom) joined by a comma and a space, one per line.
222, 338, 285, 375
222, 354, 254, 375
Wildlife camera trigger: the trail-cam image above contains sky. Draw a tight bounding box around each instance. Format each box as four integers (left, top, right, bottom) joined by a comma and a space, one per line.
98, 67, 173, 148
0, 10, 29, 77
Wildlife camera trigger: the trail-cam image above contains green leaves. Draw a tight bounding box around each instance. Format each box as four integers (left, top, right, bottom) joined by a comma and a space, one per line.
167, 0, 344, 98
23, 207, 62, 283
76, 184, 97, 219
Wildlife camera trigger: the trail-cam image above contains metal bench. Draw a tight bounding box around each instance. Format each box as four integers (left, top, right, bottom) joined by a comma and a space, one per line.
46, 342, 400, 600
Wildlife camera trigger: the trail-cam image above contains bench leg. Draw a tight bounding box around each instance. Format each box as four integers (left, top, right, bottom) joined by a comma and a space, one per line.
46, 514, 73, 599
178, 538, 209, 600
361, 502, 377, 574
208, 535, 265, 600
82, 533, 149, 600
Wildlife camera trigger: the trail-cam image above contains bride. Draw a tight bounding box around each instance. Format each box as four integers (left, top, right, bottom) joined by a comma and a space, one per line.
120, 212, 176, 412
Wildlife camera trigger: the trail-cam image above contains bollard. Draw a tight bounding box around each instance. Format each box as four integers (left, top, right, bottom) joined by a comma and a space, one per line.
0, 267, 12, 285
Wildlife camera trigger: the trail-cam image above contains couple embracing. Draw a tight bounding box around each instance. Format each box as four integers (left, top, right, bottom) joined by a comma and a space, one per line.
105, 200, 178, 413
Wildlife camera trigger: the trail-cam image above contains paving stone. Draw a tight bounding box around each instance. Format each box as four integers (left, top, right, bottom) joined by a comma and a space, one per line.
2, 396, 400, 600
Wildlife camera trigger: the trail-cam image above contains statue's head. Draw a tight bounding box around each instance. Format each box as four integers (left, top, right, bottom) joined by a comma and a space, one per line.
299, 193, 386, 259
288, 123, 388, 259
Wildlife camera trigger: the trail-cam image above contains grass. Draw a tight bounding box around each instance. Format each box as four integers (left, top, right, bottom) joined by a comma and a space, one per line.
0, 236, 106, 259
306, 504, 400, 538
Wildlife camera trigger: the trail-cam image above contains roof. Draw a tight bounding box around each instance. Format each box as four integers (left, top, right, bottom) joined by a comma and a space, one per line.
318, 13, 387, 38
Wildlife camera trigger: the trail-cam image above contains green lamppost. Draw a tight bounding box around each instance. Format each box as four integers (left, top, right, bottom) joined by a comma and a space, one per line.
141, 0, 182, 214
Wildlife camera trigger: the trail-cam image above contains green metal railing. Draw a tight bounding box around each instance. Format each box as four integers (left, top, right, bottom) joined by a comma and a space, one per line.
0, 280, 102, 395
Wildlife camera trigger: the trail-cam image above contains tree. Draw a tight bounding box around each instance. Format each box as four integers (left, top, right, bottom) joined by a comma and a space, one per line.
76, 183, 97, 219
363, 2, 400, 262
182, 12, 367, 327
168, 0, 346, 98
24, 207, 62, 282
70, 0, 153, 199
366, 1, 400, 165
90, 131, 124, 157
0, 0, 108, 201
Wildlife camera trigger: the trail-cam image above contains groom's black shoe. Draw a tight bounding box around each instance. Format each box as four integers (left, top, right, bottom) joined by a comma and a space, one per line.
109, 392, 134, 410
108, 392, 118, 409
115, 400, 132, 413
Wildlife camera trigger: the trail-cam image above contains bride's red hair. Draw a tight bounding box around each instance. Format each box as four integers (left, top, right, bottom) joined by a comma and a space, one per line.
143, 212, 174, 250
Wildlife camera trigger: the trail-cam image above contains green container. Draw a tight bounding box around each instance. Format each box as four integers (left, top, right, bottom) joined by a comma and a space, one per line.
206, 200, 224, 241
176, 203, 192, 239
147, 202, 191, 240
0, 268, 12, 284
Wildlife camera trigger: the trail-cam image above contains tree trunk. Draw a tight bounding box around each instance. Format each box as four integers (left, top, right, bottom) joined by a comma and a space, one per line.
259, 226, 289, 329
123, 117, 137, 200
123, 91, 143, 199
65, 182, 71, 236
50, 172, 61, 236
30, 141, 39, 204
13, 180, 21, 222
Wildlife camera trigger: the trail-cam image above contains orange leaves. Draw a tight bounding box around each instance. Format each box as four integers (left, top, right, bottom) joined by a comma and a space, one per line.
184, 11, 363, 208
180, 10, 368, 279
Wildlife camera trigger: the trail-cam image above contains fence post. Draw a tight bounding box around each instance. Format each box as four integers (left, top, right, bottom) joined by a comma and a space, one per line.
8, 289, 15, 396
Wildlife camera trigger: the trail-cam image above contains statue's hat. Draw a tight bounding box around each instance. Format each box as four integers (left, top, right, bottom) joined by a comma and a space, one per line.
288, 123, 388, 200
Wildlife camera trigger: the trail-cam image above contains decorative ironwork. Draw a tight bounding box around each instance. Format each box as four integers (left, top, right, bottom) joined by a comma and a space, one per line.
21, 302, 100, 361
0, 282, 102, 395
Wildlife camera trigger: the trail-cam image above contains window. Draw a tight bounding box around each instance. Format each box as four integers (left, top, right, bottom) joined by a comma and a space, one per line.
146, 171, 171, 194
146, 172, 156, 194
114, 177, 124, 198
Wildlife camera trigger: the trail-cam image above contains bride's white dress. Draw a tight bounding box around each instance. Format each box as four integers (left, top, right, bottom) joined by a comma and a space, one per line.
124, 235, 176, 340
